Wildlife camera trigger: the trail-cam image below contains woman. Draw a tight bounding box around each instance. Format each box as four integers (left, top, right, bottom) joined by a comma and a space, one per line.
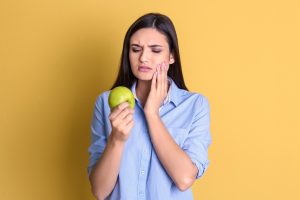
88, 13, 211, 200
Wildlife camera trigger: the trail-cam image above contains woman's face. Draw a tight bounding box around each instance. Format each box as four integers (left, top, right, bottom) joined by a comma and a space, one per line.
129, 28, 174, 81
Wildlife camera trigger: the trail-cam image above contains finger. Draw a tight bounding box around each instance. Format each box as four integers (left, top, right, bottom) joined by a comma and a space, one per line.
109, 102, 129, 120
111, 109, 133, 130
124, 120, 134, 132
157, 64, 162, 92
114, 108, 131, 122
151, 69, 157, 91
122, 113, 134, 126
163, 62, 168, 94
114, 108, 134, 123
118, 114, 134, 134
161, 62, 166, 94
159, 63, 163, 93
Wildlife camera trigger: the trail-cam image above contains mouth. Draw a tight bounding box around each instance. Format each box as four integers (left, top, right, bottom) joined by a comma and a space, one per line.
138, 66, 152, 72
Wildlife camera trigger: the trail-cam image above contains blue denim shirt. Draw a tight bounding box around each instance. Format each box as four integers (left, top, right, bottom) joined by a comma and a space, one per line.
88, 77, 212, 200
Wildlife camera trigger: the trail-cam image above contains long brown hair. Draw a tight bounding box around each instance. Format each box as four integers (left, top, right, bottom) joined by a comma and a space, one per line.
110, 13, 189, 91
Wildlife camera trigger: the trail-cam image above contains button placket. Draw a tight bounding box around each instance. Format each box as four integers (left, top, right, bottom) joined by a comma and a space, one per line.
138, 146, 150, 199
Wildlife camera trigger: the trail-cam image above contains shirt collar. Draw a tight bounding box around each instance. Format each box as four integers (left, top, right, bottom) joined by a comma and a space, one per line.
130, 76, 182, 107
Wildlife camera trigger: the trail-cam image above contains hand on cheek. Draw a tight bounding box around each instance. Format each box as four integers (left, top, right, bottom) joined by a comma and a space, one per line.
143, 61, 169, 115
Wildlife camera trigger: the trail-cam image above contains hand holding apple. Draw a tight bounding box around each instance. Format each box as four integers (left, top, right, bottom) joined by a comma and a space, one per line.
108, 102, 135, 142
108, 86, 135, 142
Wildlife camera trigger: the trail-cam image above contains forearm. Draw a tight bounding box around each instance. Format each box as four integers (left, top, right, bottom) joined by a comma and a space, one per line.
144, 113, 198, 191
89, 134, 125, 200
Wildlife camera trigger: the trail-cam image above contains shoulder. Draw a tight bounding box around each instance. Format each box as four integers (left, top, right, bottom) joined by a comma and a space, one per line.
177, 88, 210, 109
93, 90, 111, 109
193, 92, 210, 108
95, 90, 110, 101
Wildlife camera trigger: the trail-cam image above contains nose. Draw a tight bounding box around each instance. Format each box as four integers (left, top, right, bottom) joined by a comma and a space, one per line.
139, 49, 149, 63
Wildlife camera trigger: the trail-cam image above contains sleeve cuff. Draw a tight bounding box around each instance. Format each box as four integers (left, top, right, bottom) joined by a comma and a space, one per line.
192, 159, 210, 179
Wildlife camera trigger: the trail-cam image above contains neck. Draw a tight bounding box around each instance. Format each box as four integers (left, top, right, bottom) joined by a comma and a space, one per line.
135, 79, 170, 107
136, 80, 152, 107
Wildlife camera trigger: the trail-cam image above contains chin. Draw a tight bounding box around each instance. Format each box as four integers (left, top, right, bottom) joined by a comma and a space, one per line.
136, 76, 152, 81
134, 73, 153, 81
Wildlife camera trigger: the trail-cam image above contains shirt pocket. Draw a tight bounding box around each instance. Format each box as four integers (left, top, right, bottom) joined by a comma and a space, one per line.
166, 127, 189, 148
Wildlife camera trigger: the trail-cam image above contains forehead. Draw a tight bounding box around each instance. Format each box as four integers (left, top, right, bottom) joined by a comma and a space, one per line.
130, 28, 168, 46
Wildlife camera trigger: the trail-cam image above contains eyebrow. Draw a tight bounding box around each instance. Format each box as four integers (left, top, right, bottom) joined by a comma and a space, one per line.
131, 44, 163, 48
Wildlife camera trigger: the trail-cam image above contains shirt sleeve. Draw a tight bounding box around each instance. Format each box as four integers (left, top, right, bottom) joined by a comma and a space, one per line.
182, 95, 212, 179
87, 94, 108, 176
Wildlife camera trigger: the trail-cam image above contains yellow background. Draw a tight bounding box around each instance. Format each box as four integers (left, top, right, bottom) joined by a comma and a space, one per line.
1, 0, 299, 199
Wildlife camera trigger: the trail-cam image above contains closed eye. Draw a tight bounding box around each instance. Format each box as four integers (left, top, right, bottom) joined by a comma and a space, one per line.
131, 48, 162, 53
152, 49, 161, 53
132, 49, 141, 52
130, 43, 163, 54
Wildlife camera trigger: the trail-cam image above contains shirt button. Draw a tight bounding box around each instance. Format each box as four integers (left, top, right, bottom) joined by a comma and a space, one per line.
141, 170, 145, 175
139, 192, 144, 198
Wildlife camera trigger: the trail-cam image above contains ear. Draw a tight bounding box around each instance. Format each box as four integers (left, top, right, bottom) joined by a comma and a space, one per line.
169, 53, 175, 64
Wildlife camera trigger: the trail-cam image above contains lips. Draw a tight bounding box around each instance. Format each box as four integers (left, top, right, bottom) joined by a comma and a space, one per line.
138, 66, 152, 72
139, 66, 152, 70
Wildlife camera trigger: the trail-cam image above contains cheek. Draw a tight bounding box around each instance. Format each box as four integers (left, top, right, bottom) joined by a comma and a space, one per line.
129, 54, 137, 66
129, 53, 134, 62
155, 55, 169, 65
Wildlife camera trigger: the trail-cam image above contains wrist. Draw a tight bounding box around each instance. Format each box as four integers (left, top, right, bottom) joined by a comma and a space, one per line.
144, 111, 160, 120
108, 133, 126, 148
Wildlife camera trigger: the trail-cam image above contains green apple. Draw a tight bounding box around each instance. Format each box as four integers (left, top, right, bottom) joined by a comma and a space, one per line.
108, 86, 135, 110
